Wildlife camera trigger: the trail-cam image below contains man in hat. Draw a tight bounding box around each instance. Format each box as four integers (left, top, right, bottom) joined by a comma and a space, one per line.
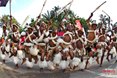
22, 26, 39, 68
10, 24, 20, 44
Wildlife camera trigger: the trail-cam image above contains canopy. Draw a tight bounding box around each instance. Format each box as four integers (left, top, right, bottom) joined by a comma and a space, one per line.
0, 0, 9, 7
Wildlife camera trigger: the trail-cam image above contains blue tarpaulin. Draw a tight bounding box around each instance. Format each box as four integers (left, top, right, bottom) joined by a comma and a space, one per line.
0, 0, 9, 7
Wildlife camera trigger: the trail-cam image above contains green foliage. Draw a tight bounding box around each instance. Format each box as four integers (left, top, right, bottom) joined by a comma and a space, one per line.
29, 18, 36, 27
29, 6, 88, 31
0, 15, 19, 26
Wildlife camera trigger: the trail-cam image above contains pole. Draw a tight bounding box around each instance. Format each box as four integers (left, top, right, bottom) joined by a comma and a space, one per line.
9, 0, 12, 27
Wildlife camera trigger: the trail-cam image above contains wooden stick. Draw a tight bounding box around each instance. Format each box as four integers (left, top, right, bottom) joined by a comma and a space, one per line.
92, 1, 106, 13
102, 10, 110, 18
35, 0, 47, 26
57, 0, 73, 16
87, 1, 107, 22
21, 16, 29, 28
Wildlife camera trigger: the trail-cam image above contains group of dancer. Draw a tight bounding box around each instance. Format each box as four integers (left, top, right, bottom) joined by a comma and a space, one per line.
0, 12, 117, 72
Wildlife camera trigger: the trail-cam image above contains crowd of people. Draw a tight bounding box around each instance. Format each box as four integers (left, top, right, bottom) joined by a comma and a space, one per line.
0, 13, 117, 72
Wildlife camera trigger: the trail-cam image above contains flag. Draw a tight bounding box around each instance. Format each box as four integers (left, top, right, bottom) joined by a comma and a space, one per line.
75, 20, 82, 30
0, 0, 9, 7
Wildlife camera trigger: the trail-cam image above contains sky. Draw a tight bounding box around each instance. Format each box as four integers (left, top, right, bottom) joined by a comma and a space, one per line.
0, 0, 117, 25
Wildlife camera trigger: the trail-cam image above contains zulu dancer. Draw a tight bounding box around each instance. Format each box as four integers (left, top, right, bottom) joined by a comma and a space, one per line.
2, 24, 9, 40
71, 29, 86, 70
97, 27, 108, 67
22, 26, 38, 68
86, 1, 106, 44
0, 24, 9, 63
57, 23, 74, 72
10, 24, 20, 44
86, 13, 98, 45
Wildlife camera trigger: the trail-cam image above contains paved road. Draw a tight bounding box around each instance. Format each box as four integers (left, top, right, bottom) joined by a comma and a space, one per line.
0, 57, 117, 78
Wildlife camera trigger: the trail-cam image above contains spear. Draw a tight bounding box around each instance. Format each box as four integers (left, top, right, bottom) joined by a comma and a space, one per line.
35, 0, 47, 26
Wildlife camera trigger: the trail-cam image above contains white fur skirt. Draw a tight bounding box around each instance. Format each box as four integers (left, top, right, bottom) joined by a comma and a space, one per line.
38, 60, 48, 69
25, 58, 34, 68
78, 61, 86, 70
70, 57, 81, 67
17, 50, 25, 59
53, 52, 62, 65
29, 46, 39, 56
59, 60, 68, 69
0, 53, 6, 60
47, 61, 55, 70
12, 56, 19, 64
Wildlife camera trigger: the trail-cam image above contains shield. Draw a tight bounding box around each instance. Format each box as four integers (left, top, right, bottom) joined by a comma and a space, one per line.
0, 0, 9, 7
